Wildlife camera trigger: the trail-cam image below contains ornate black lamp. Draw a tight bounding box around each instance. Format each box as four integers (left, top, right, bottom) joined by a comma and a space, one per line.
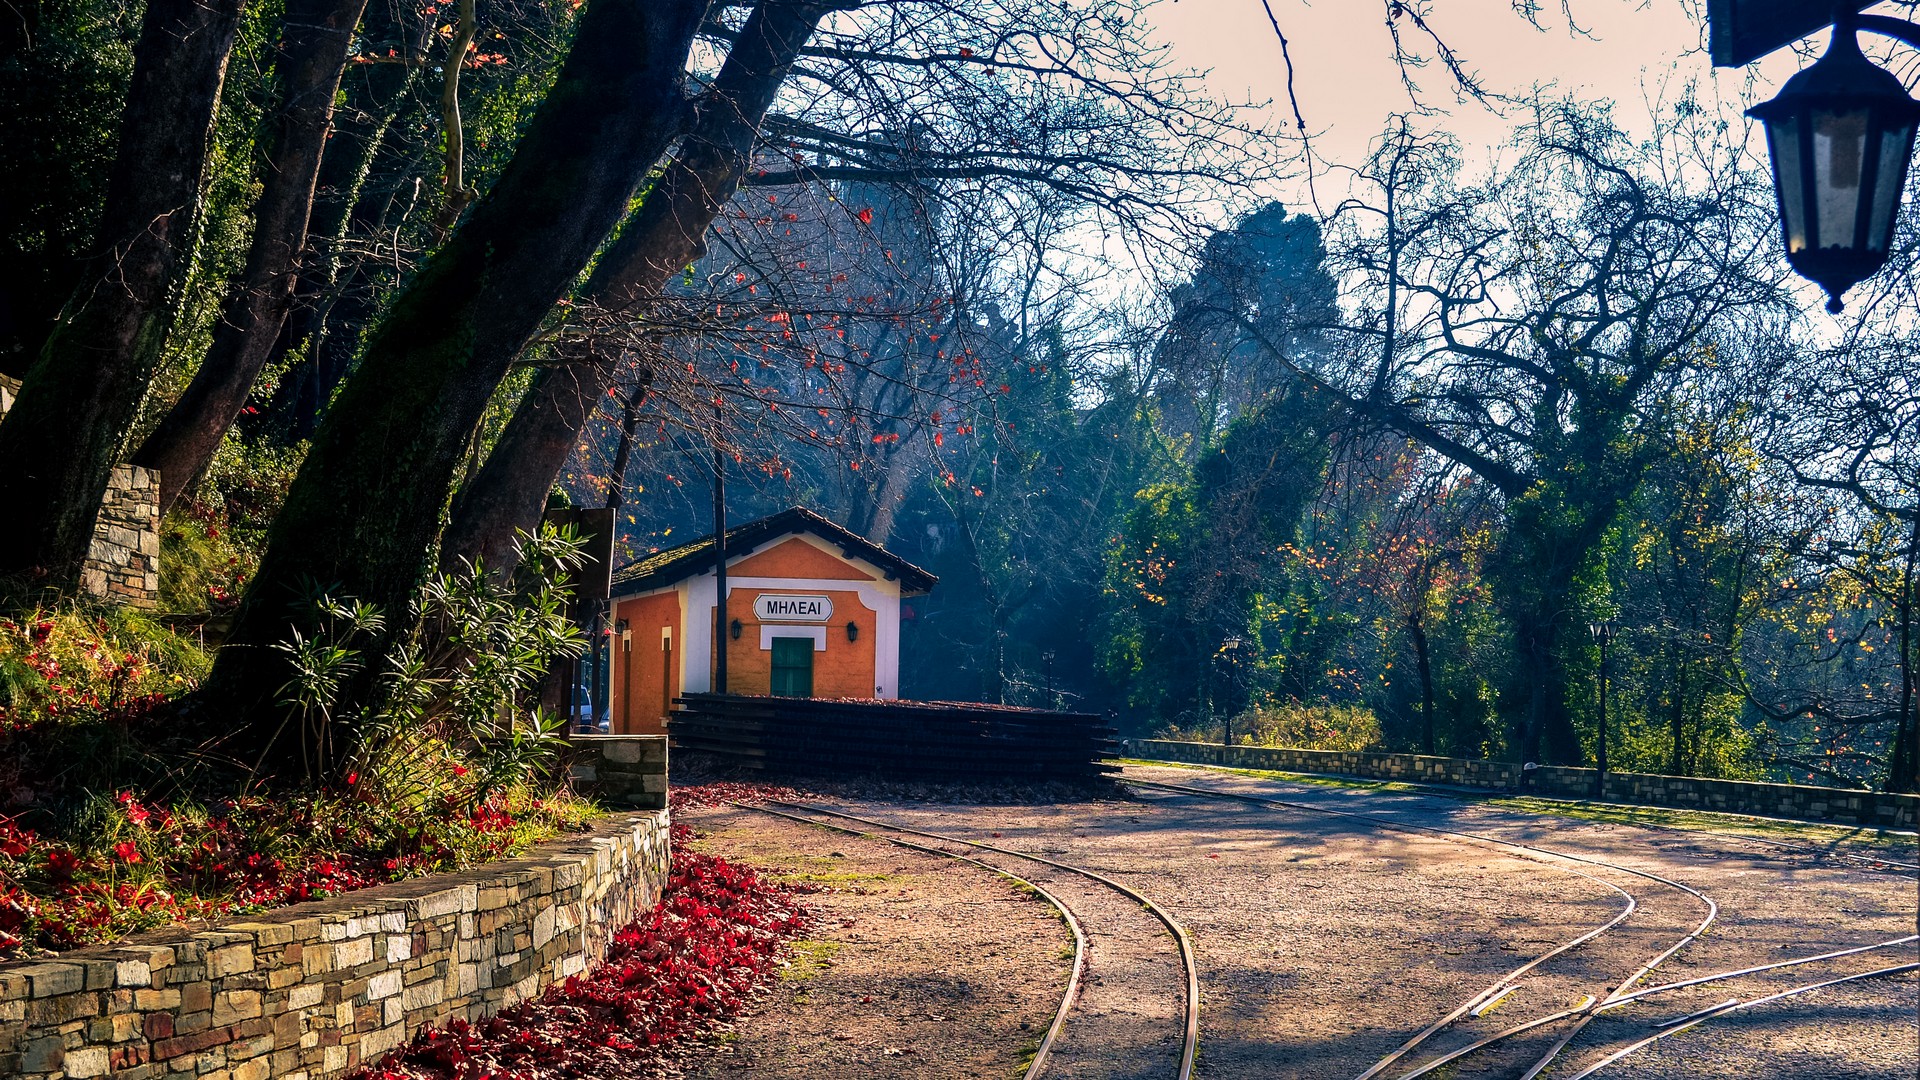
1588, 620, 1617, 798
1748, 16, 1920, 312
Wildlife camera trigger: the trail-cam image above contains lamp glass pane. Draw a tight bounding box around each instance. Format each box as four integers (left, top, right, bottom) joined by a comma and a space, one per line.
1813, 107, 1870, 251
1767, 114, 1808, 252
1867, 121, 1915, 253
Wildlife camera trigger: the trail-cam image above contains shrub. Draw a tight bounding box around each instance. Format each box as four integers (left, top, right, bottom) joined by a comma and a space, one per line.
0, 527, 604, 958
1239, 701, 1383, 752
1162, 700, 1384, 752
268, 524, 589, 793
0, 783, 596, 957
0, 605, 210, 801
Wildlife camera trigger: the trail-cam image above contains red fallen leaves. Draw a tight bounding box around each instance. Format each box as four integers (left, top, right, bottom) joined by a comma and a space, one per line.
668, 782, 810, 812
359, 826, 812, 1079
1, 790, 550, 958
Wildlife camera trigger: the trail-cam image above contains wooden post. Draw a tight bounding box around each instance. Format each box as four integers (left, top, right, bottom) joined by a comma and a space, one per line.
713, 435, 729, 694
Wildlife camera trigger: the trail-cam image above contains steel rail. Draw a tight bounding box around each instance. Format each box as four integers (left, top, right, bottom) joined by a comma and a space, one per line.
1595, 932, 1920, 1011
1354, 871, 1636, 1080
732, 802, 1089, 1080
1388, 934, 1920, 1080
1393, 996, 1596, 1080
1515, 863, 1718, 1080
764, 799, 1201, 1080
1560, 961, 1920, 1079
1119, 776, 1721, 1080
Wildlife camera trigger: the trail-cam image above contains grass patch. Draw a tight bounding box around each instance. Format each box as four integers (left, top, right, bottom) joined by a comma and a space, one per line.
1120, 758, 1917, 857
774, 868, 896, 887
1013, 1038, 1043, 1078
778, 938, 843, 982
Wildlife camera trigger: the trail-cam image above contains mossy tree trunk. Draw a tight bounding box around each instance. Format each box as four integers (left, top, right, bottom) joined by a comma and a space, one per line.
199, 0, 708, 775
439, 0, 831, 575
132, 0, 370, 514
0, 0, 245, 588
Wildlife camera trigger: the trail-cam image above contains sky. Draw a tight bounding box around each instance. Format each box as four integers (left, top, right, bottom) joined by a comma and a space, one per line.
1144, 0, 1824, 196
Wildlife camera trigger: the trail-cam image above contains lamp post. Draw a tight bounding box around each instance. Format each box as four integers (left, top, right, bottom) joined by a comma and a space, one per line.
1217, 636, 1246, 746
1588, 620, 1616, 800
1714, 5, 1920, 311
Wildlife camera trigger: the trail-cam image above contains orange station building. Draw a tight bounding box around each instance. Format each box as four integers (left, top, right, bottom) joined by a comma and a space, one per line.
605, 507, 938, 734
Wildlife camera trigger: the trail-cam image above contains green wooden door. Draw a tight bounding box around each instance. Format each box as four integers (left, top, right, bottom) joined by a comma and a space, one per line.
770, 637, 814, 697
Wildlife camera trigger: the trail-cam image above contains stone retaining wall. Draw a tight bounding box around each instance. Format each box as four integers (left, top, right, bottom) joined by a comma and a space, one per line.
1123, 739, 1918, 829
566, 735, 668, 810
80, 465, 160, 609
0, 810, 671, 1080
0, 384, 160, 609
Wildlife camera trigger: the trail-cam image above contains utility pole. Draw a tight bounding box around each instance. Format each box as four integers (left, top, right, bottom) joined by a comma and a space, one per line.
712, 422, 729, 695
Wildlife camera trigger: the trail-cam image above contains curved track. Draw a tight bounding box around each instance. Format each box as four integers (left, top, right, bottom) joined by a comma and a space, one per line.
1120, 770, 1916, 1079
735, 802, 1090, 1080
757, 799, 1200, 1080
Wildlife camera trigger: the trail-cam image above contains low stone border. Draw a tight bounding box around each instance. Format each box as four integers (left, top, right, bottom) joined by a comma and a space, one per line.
0, 810, 671, 1080
1123, 739, 1918, 829
567, 734, 667, 809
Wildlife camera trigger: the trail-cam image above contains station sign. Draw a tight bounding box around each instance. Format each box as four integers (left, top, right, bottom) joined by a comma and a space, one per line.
753, 593, 834, 623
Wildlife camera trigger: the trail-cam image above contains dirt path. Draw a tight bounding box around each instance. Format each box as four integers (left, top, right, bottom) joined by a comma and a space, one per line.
799, 765, 1916, 1079
765, 803, 1195, 1080
1114, 764, 1919, 1079
669, 805, 1071, 1079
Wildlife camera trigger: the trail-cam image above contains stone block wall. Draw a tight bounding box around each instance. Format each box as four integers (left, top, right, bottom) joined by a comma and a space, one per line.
81, 465, 160, 609
1123, 740, 1919, 829
0, 810, 671, 1080
567, 735, 668, 810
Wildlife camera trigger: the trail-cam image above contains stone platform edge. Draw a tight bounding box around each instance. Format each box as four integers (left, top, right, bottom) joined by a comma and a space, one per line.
1121, 739, 1918, 830
0, 808, 671, 1080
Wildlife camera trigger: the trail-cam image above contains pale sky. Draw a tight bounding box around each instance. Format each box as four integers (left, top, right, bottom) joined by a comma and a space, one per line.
1146, 0, 1823, 190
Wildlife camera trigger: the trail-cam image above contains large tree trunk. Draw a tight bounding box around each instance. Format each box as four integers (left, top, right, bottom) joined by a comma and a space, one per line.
1665, 642, 1688, 776
132, 0, 370, 515
0, 0, 245, 587
1409, 610, 1435, 755
1493, 525, 1582, 766
266, 0, 433, 442
439, 0, 829, 574
198, 0, 708, 777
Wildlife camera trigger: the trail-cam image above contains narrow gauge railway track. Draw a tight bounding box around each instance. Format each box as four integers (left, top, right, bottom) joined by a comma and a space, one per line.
1120, 773, 1916, 1079
749, 800, 1199, 1080
734, 803, 1088, 1080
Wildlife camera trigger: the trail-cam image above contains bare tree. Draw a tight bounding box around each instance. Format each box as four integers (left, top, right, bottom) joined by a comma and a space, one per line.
1234, 102, 1793, 764
442, 0, 1277, 575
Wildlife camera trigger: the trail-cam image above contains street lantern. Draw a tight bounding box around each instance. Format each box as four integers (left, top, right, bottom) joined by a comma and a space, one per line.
1215, 636, 1247, 747
1588, 620, 1617, 799
1748, 19, 1920, 312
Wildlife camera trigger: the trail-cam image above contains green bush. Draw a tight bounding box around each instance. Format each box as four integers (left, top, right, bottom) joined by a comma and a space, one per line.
1163, 700, 1385, 752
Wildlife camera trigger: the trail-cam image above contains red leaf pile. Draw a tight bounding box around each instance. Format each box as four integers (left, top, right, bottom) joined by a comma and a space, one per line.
359, 825, 812, 1079
668, 781, 810, 812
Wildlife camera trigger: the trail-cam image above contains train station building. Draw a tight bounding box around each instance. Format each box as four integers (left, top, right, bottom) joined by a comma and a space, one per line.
604, 506, 938, 734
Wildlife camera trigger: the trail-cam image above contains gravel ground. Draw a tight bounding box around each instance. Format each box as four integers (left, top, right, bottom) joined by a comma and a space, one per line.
780, 804, 1193, 1079
668, 805, 1071, 1079
794, 763, 1917, 1079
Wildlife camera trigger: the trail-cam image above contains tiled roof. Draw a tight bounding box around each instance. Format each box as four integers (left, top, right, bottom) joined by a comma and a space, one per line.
609, 506, 937, 597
